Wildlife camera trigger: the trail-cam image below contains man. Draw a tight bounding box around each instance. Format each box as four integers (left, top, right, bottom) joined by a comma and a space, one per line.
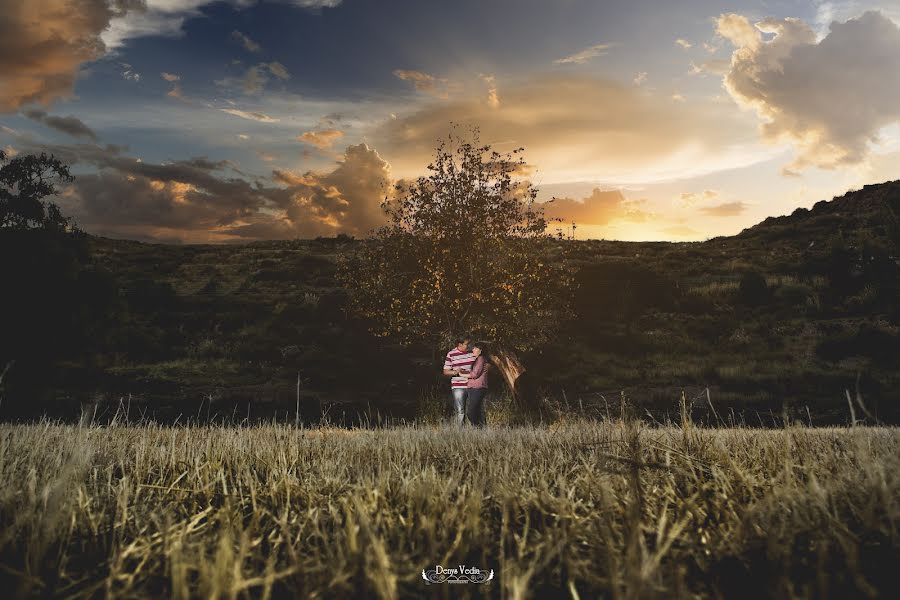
443, 334, 476, 425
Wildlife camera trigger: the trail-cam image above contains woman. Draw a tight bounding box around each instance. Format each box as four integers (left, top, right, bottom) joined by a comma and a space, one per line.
465, 342, 490, 426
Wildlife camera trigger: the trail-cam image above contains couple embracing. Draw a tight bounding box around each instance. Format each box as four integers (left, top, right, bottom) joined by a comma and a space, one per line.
442, 334, 490, 426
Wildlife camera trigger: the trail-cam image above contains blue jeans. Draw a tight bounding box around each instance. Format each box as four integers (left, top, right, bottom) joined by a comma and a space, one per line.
451, 387, 487, 426
451, 388, 468, 426
466, 388, 487, 426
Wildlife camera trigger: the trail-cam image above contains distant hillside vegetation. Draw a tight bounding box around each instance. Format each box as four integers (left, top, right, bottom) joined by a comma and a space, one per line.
2, 180, 899, 424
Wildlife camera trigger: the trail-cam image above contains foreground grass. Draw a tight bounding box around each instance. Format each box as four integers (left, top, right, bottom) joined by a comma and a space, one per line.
0, 421, 897, 599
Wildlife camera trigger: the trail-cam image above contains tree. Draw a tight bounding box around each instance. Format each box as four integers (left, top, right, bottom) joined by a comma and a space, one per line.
339, 128, 575, 415
0, 151, 119, 419
1, 150, 78, 232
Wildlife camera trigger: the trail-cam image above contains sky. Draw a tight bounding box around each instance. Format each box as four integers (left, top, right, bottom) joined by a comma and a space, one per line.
1, 0, 899, 243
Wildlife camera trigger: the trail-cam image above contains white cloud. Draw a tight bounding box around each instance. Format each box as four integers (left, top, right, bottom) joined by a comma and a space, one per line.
102, 1, 342, 50
220, 108, 280, 123
553, 42, 615, 64
717, 10, 900, 169
688, 59, 730, 76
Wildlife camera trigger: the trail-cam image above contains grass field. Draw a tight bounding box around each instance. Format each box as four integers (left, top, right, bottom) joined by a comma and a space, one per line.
1, 419, 897, 598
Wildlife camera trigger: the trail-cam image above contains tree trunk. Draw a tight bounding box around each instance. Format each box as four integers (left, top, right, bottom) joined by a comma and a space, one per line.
487, 344, 543, 421
0, 360, 13, 414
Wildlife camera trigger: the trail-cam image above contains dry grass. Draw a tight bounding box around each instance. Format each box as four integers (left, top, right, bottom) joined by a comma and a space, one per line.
0, 419, 897, 598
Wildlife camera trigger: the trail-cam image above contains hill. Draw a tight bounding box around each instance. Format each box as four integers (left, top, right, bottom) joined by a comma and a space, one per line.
2, 180, 899, 425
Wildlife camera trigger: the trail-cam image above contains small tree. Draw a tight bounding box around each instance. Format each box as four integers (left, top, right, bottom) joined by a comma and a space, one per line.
339, 128, 574, 414
1, 150, 78, 231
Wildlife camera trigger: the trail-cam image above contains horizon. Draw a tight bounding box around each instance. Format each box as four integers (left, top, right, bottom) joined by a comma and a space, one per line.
76, 175, 900, 246
1, 1, 899, 244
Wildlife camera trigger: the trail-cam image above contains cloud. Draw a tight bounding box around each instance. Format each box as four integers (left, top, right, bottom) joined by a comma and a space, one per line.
633, 72, 648, 85
319, 112, 345, 127
23, 109, 98, 141
298, 129, 345, 149
716, 10, 900, 169
103, 1, 344, 50
159, 72, 184, 98
285, 0, 343, 6
120, 63, 141, 81
663, 224, 701, 238
38, 138, 383, 243
541, 188, 653, 226
481, 74, 500, 108
0, 0, 123, 112
0, 1, 338, 112
226, 62, 290, 94
265, 61, 290, 80
698, 201, 748, 216
373, 73, 763, 184
220, 108, 279, 123
680, 189, 719, 204
554, 42, 615, 64
241, 65, 267, 94
231, 30, 261, 53
392, 69, 451, 98
688, 59, 730, 76
675, 38, 693, 49
32, 142, 270, 242
228, 143, 392, 239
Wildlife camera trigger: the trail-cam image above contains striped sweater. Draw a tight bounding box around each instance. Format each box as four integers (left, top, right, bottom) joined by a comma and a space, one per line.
443, 347, 476, 388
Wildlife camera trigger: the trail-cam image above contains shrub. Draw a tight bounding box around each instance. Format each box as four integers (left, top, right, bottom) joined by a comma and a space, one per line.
738, 270, 770, 306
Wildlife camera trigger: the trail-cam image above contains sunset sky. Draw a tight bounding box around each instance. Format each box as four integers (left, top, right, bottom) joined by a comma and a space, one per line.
1, 0, 899, 243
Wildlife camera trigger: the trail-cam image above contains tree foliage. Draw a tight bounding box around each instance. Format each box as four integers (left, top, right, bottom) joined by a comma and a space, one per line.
0, 151, 120, 417
339, 129, 574, 352
0, 150, 78, 231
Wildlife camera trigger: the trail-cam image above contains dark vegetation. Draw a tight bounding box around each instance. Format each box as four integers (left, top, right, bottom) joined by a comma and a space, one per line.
2, 171, 899, 425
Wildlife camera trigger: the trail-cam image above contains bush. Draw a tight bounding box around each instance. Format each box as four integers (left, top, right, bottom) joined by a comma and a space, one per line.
575, 261, 680, 327
738, 271, 770, 306
774, 282, 814, 307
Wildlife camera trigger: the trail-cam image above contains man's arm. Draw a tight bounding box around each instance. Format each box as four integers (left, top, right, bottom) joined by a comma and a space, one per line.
442, 354, 459, 377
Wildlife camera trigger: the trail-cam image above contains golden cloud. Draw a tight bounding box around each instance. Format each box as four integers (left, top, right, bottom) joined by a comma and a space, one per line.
298, 129, 345, 149
0, 0, 121, 112
393, 69, 451, 98
542, 189, 653, 226
373, 73, 760, 183
48, 140, 387, 243
698, 201, 747, 216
